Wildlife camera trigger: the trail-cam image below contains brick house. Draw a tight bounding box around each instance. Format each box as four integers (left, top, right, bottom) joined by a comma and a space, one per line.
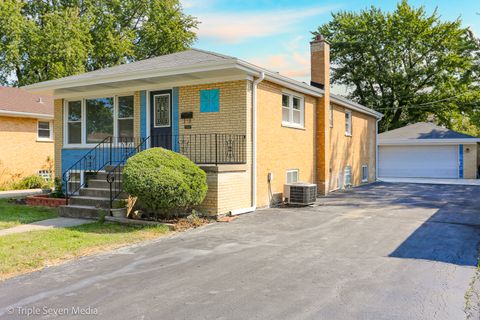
0, 87, 54, 186
24, 36, 382, 216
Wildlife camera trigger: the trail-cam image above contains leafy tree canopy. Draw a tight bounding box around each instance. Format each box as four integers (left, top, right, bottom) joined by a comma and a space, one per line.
0, 0, 198, 86
313, 0, 480, 135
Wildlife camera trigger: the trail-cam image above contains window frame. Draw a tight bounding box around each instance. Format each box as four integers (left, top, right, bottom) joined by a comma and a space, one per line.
281, 90, 305, 129
116, 95, 135, 138
152, 93, 171, 128
361, 165, 368, 183
37, 120, 53, 141
345, 110, 352, 136
64, 93, 134, 147
286, 169, 299, 184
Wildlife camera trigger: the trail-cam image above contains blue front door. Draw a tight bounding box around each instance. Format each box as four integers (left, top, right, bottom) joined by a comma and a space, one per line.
150, 90, 172, 148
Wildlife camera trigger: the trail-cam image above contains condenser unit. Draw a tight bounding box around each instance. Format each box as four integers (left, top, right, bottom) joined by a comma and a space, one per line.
284, 183, 317, 205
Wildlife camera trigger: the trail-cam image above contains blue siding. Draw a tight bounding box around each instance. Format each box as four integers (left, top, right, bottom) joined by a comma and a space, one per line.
140, 91, 147, 139
172, 87, 179, 152
61, 149, 95, 176
459, 144, 464, 178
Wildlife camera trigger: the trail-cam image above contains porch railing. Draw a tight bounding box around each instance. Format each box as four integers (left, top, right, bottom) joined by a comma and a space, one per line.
62, 136, 145, 204
152, 133, 247, 165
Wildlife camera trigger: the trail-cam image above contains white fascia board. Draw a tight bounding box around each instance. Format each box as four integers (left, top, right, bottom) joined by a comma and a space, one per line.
235, 60, 324, 98
23, 60, 239, 93
379, 138, 480, 146
53, 74, 253, 100
0, 110, 53, 120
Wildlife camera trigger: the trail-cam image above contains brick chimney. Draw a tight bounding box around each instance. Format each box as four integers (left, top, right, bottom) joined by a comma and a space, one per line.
311, 34, 331, 195
310, 34, 330, 90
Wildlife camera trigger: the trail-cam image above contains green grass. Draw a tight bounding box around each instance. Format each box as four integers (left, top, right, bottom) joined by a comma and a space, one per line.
0, 199, 58, 230
0, 222, 170, 280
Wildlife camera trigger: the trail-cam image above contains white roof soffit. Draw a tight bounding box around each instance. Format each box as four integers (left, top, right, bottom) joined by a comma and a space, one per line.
379, 138, 480, 146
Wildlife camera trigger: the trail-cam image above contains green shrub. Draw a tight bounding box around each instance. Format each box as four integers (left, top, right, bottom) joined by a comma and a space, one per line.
122, 148, 207, 217
13, 175, 46, 190
49, 178, 65, 198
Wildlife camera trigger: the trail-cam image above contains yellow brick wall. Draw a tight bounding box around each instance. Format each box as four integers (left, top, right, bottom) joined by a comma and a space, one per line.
179, 80, 252, 214
327, 103, 377, 190
197, 165, 250, 216
256, 81, 317, 208
53, 99, 64, 178
178, 80, 249, 136
134, 91, 141, 139
0, 116, 54, 184
463, 143, 478, 179
256, 81, 377, 206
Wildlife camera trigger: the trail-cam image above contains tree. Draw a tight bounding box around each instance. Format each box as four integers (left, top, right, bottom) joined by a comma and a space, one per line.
0, 0, 198, 87
313, 0, 480, 134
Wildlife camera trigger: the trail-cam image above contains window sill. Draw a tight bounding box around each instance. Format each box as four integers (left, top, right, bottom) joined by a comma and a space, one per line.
282, 122, 305, 130
37, 138, 53, 143
361, 179, 368, 183
345, 133, 352, 137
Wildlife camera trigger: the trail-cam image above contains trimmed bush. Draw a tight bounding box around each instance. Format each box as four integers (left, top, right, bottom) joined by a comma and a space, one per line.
122, 148, 207, 217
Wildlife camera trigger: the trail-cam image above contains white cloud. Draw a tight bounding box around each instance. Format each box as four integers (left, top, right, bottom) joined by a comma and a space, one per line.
250, 49, 310, 82
193, 6, 333, 43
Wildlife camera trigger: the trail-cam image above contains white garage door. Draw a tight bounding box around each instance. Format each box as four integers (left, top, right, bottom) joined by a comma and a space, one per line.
379, 145, 459, 178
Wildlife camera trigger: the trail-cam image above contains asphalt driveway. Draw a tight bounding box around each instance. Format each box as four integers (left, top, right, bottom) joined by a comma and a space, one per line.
1, 182, 479, 320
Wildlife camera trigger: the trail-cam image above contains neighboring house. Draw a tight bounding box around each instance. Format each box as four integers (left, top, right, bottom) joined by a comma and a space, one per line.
0, 87, 54, 185
378, 122, 480, 179
24, 36, 382, 216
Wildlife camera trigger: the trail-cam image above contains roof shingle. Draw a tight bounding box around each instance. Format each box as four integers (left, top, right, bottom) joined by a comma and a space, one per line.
0, 86, 53, 116
379, 122, 477, 140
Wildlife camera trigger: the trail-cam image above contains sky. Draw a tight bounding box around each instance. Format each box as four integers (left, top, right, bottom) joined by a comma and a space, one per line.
182, 0, 480, 91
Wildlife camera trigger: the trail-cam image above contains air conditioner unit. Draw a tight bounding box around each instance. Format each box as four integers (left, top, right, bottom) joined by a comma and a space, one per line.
284, 183, 317, 205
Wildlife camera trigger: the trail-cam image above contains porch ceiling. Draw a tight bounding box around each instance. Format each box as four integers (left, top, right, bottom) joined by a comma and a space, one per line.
47, 68, 250, 98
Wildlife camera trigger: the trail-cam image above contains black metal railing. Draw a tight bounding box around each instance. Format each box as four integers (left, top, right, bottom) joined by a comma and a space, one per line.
62, 136, 144, 203
151, 134, 247, 165
107, 137, 149, 214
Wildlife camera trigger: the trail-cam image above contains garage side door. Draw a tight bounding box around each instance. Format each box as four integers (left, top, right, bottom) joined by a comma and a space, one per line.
379, 145, 459, 178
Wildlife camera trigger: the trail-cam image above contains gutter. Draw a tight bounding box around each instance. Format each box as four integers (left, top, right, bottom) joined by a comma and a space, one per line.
378, 138, 480, 145
375, 119, 380, 181
230, 71, 265, 216
0, 109, 53, 120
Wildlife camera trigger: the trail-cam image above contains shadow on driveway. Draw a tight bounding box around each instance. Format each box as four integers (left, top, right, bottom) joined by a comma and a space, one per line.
326, 182, 480, 267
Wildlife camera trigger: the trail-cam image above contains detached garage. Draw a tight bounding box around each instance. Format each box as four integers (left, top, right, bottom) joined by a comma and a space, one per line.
378, 122, 480, 179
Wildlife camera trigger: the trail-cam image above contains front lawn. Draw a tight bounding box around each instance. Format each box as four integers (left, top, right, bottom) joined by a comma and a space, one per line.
0, 222, 170, 280
0, 199, 58, 230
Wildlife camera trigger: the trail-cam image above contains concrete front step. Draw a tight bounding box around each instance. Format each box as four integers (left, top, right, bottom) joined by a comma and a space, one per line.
87, 179, 122, 189
79, 187, 126, 198
69, 195, 123, 208
59, 205, 106, 219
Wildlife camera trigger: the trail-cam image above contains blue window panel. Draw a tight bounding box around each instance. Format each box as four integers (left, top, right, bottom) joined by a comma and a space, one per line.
209, 89, 220, 112
200, 89, 220, 113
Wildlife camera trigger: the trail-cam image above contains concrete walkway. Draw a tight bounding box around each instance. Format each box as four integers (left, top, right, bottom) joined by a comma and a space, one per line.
0, 189, 43, 199
0, 218, 92, 236
379, 177, 480, 185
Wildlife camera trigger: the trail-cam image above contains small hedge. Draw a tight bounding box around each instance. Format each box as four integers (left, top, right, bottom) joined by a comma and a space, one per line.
122, 148, 207, 217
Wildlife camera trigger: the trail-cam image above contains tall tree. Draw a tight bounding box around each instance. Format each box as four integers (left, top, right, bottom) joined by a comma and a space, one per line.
0, 0, 198, 86
313, 0, 480, 134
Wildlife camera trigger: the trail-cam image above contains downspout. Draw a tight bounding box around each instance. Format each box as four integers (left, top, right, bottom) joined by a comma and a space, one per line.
230, 72, 265, 216
375, 118, 380, 181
